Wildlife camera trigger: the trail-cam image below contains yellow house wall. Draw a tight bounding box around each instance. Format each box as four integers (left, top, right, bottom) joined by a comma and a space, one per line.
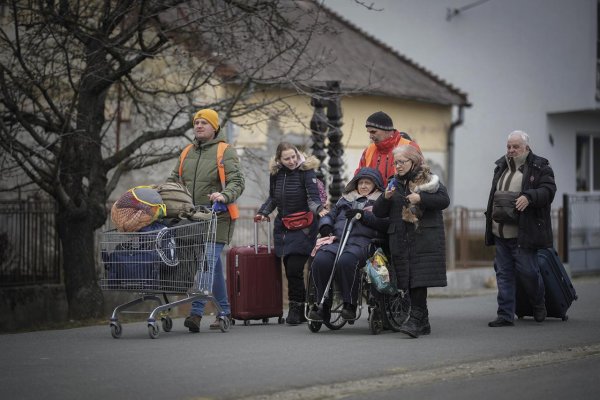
341, 96, 450, 152
232, 89, 315, 146
233, 90, 452, 182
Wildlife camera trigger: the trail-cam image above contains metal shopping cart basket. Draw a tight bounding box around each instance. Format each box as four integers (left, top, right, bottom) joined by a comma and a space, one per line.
100, 209, 229, 338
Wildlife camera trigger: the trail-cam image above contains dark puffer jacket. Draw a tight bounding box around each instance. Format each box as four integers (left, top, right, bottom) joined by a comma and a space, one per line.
257, 155, 323, 257
484, 151, 556, 249
318, 168, 389, 261
373, 168, 450, 290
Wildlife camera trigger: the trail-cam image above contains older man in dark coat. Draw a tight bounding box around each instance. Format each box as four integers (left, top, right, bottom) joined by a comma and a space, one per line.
485, 130, 556, 327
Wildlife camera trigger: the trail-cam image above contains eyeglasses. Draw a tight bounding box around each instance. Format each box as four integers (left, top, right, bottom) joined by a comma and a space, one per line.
394, 159, 411, 166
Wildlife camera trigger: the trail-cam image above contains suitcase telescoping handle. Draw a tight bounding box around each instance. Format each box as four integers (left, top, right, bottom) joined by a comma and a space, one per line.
253, 218, 272, 254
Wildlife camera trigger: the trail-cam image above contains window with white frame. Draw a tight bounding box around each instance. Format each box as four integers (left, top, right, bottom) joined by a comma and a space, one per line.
596, 1, 600, 101
576, 134, 600, 191
597, 1, 600, 100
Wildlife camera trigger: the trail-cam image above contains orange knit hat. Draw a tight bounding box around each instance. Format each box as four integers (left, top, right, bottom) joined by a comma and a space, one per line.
192, 109, 219, 130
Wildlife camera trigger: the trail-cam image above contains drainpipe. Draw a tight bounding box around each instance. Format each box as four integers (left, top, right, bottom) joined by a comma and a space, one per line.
447, 105, 465, 270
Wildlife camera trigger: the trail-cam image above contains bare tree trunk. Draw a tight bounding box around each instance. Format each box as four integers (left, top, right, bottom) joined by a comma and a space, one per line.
55, 54, 109, 319
56, 209, 104, 319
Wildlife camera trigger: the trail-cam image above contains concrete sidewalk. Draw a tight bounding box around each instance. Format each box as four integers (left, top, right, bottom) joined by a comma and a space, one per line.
430, 266, 497, 297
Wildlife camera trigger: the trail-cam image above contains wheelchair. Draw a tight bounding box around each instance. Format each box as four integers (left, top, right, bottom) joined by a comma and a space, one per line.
366, 283, 411, 335
304, 265, 368, 333
304, 244, 410, 334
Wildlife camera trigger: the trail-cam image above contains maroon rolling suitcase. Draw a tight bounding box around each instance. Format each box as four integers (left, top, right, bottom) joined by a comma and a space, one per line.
227, 221, 284, 325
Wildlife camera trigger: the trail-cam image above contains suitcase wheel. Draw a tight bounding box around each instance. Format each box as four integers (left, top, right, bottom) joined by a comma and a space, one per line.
562, 315, 568, 321
243, 320, 250, 326
278, 317, 285, 324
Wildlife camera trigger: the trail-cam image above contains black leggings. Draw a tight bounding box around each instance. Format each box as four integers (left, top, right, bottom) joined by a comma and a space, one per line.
284, 254, 309, 303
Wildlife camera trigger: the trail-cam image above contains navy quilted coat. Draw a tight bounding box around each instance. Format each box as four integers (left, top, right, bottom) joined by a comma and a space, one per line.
257, 155, 323, 257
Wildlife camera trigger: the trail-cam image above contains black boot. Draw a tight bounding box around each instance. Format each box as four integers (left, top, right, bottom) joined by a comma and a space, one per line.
286, 301, 306, 325
308, 302, 330, 322
341, 302, 357, 320
421, 306, 431, 335
399, 306, 428, 338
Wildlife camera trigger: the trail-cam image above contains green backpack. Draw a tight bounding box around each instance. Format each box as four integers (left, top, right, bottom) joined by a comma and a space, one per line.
153, 182, 195, 218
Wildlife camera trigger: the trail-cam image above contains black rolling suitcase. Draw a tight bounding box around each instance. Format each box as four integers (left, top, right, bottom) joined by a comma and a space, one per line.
516, 248, 578, 321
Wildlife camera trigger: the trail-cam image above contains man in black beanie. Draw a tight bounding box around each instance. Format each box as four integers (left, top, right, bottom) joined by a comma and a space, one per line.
355, 111, 420, 186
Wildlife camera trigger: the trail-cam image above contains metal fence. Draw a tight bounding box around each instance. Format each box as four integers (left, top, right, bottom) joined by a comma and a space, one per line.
0, 201, 61, 287
448, 207, 563, 269
233, 206, 563, 270
564, 193, 600, 274
230, 207, 271, 248
0, 201, 570, 288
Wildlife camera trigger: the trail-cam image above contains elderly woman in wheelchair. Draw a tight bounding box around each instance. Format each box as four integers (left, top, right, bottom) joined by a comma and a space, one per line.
306, 168, 389, 332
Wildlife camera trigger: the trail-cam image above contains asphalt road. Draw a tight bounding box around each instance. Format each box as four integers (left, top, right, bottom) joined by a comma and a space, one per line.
2, 276, 599, 400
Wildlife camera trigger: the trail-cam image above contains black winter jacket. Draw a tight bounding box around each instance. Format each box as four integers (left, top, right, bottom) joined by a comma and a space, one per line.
485, 151, 556, 249
257, 156, 322, 257
373, 170, 449, 290
318, 192, 389, 262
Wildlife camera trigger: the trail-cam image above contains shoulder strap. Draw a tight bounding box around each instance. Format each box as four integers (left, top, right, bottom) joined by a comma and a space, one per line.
216, 142, 228, 186
178, 144, 194, 178
364, 143, 377, 167
216, 142, 239, 220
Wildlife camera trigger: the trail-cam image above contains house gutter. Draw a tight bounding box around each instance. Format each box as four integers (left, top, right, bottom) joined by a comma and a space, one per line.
447, 104, 465, 207
446, 104, 465, 270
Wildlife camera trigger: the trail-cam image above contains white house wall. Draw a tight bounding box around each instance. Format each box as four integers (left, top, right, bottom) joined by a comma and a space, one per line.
325, 0, 600, 209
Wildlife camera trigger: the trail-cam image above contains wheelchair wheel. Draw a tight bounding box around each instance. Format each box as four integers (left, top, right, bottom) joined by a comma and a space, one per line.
308, 320, 322, 333
323, 279, 346, 330
383, 291, 410, 332
368, 306, 383, 335
306, 269, 329, 332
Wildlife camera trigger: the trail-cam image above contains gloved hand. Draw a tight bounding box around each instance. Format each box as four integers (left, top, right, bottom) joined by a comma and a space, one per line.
319, 225, 333, 237
254, 214, 266, 223
213, 202, 227, 213
345, 209, 363, 220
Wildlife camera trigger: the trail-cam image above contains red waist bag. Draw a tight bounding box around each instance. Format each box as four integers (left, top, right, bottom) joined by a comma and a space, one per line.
282, 210, 314, 230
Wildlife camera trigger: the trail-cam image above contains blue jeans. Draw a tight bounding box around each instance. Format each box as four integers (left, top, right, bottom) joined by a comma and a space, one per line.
494, 237, 545, 322
191, 242, 230, 316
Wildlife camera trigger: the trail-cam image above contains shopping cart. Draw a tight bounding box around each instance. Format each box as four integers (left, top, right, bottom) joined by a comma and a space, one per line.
100, 210, 229, 338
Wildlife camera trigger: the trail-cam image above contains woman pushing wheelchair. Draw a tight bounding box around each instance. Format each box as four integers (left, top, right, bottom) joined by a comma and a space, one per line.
308, 168, 389, 322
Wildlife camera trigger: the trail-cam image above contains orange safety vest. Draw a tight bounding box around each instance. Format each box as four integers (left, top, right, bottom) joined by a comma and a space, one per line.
178, 142, 240, 220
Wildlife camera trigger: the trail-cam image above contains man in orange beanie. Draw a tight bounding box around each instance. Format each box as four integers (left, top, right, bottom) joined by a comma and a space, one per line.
169, 108, 245, 332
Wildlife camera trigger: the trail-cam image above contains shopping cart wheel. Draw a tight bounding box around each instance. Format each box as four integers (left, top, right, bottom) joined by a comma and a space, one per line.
110, 322, 122, 339
148, 323, 160, 339
219, 317, 230, 332
161, 317, 173, 332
